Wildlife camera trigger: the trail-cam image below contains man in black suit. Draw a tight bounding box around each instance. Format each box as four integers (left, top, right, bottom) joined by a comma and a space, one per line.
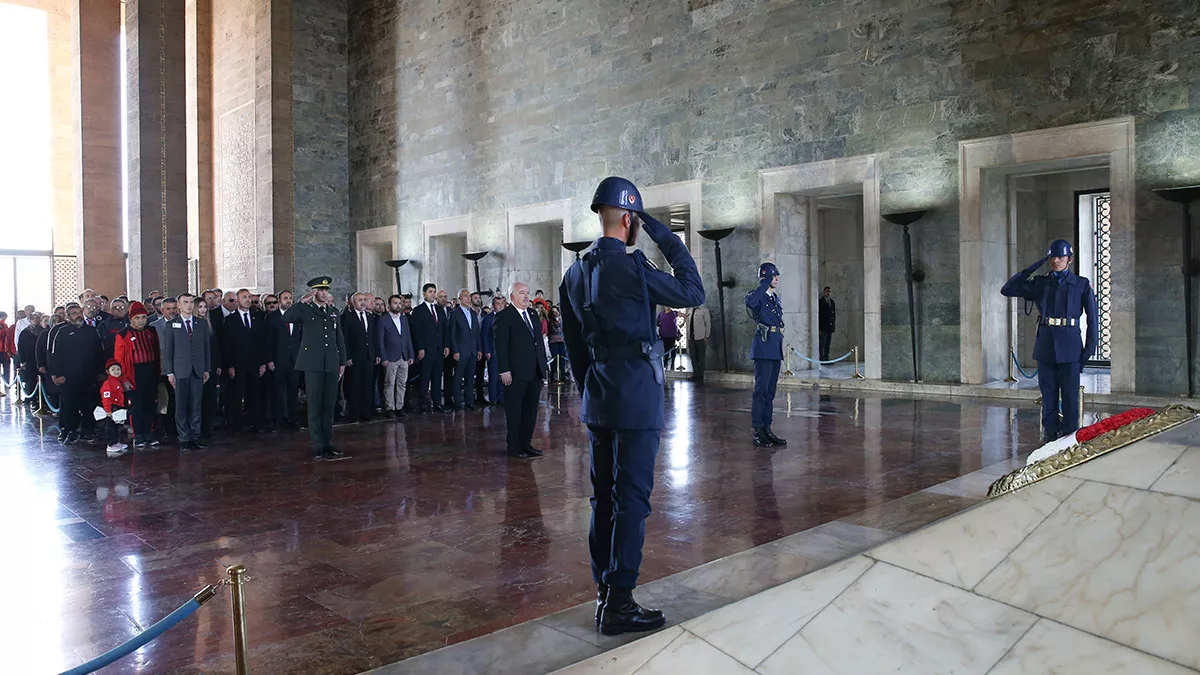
494, 282, 548, 459
818, 285, 836, 362
447, 289, 483, 410
340, 292, 379, 422
410, 283, 449, 413
220, 288, 267, 433
266, 290, 303, 430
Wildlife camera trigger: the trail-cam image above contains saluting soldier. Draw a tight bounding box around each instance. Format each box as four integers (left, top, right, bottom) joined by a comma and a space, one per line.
288, 277, 350, 461
745, 262, 787, 448
1002, 239, 1097, 441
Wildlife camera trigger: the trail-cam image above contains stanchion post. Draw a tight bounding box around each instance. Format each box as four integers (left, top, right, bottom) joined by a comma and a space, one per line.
784, 344, 793, 376
1005, 351, 1017, 383
1078, 385, 1085, 425
228, 565, 250, 674
852, 346, 865, 380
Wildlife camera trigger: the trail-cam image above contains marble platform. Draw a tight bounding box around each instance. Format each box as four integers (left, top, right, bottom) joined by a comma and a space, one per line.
553, 418, 1200, 675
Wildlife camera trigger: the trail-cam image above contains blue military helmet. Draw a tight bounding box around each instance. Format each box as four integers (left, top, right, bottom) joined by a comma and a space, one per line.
590, 176, 643, 213
1048, 239, 1074, 258
759, 262, 779, 279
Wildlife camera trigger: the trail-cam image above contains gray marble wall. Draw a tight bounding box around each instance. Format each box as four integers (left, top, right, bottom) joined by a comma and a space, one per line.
335, 0, 1200, 387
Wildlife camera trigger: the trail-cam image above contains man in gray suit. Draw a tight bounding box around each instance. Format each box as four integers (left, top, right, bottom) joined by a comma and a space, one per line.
162, 293, 212, 450
377, 294, 415, 418
448, 288, 483, 411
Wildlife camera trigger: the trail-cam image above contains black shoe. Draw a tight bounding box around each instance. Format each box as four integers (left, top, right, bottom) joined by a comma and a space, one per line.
322, 449, 351, 461
764, 427, 787, 447
753, 428, 776, 448
192, 439, 207, 449
179, 441, 194, 452
598, 588, 666, 636
312, 453, 327, 461
507, 449, 536, 459
57, 430, 69, 443
62, 432, 79, 446
394, 409, 407, 418
525, 446, 545, 457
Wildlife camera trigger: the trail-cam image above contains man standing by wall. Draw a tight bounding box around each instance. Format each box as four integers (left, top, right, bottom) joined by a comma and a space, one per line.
818, 286, 836, 362
162, 293, 211, 450
688, 304, 711, 383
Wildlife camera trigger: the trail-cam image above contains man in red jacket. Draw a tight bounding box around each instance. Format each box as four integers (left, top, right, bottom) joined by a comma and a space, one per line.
113, 302, 161, 448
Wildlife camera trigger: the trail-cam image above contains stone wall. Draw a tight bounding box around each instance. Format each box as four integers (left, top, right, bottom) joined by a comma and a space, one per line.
344, 0, 1200, 388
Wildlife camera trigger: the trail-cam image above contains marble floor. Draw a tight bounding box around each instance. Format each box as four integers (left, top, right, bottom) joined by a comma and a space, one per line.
555, 418, 1200, 675
0, 382, 1047, 674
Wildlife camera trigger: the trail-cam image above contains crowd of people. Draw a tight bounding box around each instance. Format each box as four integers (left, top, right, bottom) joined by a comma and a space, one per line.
0, 284, 578, 458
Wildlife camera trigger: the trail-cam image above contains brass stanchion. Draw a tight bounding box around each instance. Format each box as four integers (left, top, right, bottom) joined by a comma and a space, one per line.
1078, 385, 1085, 425
228, 565, 250, 674
1005, 351, 1017, 383
852, 346, 865, 379
783, 345, 793, 376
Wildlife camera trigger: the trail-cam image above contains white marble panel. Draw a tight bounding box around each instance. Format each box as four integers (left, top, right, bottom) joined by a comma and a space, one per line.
1064, 441, 1189, 489
550, 626, 683, 675
682, 556, 873, 668
871, 476, 1079, 589
635, 631, 756, 675
989, 619, 1197, 675
758, 562, 1035, 675
977, 482, 1200, 669
1151, 447, 1200, 500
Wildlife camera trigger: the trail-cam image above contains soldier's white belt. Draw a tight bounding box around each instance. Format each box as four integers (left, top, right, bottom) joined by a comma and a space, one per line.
1039, 317, 1078, 327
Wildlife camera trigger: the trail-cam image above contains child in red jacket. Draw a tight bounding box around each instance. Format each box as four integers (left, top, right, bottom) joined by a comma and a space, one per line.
99, 359, 129, 457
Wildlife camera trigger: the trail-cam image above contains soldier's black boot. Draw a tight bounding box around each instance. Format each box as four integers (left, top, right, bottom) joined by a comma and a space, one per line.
764, 427, 787, 447
595, 584, 608, 627
598, 588, 666, 636
753, 428, 775, 447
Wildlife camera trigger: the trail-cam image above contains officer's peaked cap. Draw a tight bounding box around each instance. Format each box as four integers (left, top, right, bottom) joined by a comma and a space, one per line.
307, 276, 333, 290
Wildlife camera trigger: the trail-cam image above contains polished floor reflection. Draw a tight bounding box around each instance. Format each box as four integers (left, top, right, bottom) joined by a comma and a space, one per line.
0, 382, 1042, 674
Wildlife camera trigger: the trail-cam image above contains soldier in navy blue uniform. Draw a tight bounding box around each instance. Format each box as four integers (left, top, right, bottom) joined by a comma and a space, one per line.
745, 262, 787, 448
560, 176, 705, 636
1002, 239, 1098, 441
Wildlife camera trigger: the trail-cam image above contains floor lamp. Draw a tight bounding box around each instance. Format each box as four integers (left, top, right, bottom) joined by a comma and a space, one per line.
698, 227, 737, 371
384, 259, 410, 296
882, 210, 927, 382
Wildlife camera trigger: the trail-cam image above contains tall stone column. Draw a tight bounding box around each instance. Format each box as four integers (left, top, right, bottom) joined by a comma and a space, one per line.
186, 0, 215, 290
72, 0, 124, 295
126, 0, 188, 299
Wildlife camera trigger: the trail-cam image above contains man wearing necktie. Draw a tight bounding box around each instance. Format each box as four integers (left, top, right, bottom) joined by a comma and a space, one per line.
494, 282, 548, 458
220, 288, 267, 433
161, 293, 212, 450
410, 283, 450, 413
340, 292, 380, 423
266, 290, 303, 430
448, 289, 484, 410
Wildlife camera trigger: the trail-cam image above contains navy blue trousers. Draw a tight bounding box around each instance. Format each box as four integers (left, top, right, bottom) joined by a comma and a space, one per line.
587, 426, 660, 590
752, 358, 781, 428
1038, 360, 1081, 440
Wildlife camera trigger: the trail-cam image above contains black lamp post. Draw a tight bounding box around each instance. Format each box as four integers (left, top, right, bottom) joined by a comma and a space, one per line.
882, 210, 927, 382
562, 241, 591, 261
461, 251, 492, 297
384, 259, 410, 296
1153, 186, 1200, 396
698, 227, 737, 371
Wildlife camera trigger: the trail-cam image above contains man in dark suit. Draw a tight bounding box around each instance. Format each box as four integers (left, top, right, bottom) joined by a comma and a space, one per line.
340, 292, 379, 422
266, 290, 303, 429
494, 282, 548, 459
818, 285, 836, 362
220, 288, 267, 433
410, 283, 449, 413
482, 294, 506, 406
161, 293, 212, 450
377, 294, 415, 417
447, 289, 483, 410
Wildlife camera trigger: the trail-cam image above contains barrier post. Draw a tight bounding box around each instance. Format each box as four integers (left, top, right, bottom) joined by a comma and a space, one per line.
783, 345, 793, 376
1005, 351, 1017, 383
228, 565, 250, 674
1079, 385, 1085, 426
852, 346, 865, 380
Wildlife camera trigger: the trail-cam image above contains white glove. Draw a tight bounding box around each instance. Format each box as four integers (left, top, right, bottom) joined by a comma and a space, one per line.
93, 406, 108, 421
112, 409, 128, 424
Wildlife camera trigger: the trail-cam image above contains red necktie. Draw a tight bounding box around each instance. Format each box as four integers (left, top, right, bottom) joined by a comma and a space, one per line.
432, 305, 438, 324
186, 319, 193, 338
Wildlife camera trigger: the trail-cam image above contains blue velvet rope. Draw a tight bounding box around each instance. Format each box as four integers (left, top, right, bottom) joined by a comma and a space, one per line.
1010, 351, 1038, 379
59, 598, 202, 675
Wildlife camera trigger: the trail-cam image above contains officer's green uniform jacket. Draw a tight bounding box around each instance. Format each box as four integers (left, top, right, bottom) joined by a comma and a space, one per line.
285, 301, 346, 372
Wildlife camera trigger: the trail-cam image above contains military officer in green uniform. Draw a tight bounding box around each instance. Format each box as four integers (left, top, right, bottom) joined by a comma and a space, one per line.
288, 277, 350, 461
